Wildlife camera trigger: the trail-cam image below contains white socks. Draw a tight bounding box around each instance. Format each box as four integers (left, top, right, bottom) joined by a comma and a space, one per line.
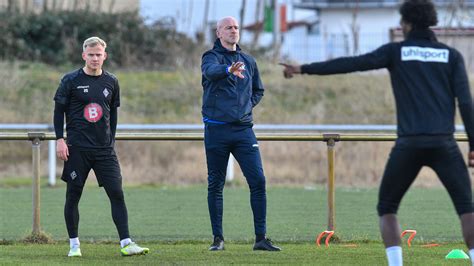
71, 237, 133, 248
469, 249, 474, 265
386, 246, 403, 266
69, 237, 80, 249
120, 238, 132, 248
71, 237, 133, 249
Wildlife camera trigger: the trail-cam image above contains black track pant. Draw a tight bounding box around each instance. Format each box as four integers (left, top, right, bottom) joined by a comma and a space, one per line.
63, 148, 130, 240
377, 137, 473, 216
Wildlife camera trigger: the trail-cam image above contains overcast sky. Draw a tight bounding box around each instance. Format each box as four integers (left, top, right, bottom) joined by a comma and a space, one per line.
140, 0, 313, 37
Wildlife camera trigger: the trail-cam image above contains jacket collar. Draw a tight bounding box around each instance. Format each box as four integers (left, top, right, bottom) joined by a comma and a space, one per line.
406, 28, 437, 42
213, 39, 241, 54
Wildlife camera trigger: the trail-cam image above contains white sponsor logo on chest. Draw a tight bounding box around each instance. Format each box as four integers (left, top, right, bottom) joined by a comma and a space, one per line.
103, 88, 109, 97
401, 46, 449, 63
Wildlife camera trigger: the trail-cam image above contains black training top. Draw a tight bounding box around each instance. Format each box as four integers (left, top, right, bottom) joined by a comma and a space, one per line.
301, 29, 474, 150
53, 68, 120, 149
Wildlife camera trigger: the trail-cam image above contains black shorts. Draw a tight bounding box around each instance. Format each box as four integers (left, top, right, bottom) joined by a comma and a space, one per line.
61, 147, 122, 188
377, 137, 473, 216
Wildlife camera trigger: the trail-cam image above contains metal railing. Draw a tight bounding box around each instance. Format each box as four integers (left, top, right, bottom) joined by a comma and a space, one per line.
0, 123, 469, 185
0, 131, 469, 237
0, 123, 468, 131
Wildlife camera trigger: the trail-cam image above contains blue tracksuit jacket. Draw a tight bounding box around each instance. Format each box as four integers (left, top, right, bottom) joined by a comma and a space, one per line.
201, 39, 264, 124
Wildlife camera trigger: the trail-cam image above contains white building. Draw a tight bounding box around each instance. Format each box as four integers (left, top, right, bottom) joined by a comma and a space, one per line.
140, 0, 474, 66
281, 0, 474, 63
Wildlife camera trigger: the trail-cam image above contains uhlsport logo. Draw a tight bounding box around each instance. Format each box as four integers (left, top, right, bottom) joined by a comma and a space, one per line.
77, 85, 89, 93
401, 46, 449, 63
84, 103, 103, 123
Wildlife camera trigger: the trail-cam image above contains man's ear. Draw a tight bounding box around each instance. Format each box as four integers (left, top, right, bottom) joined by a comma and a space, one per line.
400, 20, 412, 33
82, 52, 86, 61
104, 51, 107, 60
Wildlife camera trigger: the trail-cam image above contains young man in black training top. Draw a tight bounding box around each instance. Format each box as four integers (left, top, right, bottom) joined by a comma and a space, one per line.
281, 1, 474, 265
201, 16, 281, 252
53, 36, 149, 257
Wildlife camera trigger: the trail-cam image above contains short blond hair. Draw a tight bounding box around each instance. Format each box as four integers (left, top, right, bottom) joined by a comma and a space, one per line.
82, 36, 107, 52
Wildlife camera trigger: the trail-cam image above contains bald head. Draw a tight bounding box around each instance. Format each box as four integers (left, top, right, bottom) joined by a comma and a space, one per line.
216, 16, 240, 51
217, 16, 238, 30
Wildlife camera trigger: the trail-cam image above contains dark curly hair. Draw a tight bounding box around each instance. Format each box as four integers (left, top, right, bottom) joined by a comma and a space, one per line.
399, 0, 438, 28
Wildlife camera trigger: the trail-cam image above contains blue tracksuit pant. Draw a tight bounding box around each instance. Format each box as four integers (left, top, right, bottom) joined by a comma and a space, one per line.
204, 123, 267, 237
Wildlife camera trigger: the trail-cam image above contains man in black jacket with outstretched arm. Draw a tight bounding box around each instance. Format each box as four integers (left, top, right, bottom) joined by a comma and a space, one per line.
281, 1, 474, 265
201, 16, 280, 252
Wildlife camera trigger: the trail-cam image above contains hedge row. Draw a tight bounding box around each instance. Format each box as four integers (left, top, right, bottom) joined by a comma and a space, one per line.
0, 11, 202, 68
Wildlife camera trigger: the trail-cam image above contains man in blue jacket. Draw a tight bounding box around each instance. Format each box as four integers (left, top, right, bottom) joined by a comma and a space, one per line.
201, 16, 280, 252
281, 1, 474, 265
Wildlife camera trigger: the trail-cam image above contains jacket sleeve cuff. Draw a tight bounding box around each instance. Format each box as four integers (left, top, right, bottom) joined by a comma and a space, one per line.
300, 64, 309, 74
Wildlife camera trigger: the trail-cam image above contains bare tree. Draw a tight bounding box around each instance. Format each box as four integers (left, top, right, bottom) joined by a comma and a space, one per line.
445, 1, 457, 27
187, 0, 193, 30
443, 0, 467, 59
8, 0, 19, 13
251, 0, 263, 48
444, 0, 470, 28
109, 0, 116, 13
350, 0, 360, 55
203, 0, 209, 30
7, 0, 12, 11
23, 0, 29, 13
272, 0, 281, 62
85, 0, 91, 12
43, 0, 49, 12
199, 0, 210, 43
239, 0, 247, 40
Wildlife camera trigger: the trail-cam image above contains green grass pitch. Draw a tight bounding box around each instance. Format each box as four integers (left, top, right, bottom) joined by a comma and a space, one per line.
0, 185, 471, 265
